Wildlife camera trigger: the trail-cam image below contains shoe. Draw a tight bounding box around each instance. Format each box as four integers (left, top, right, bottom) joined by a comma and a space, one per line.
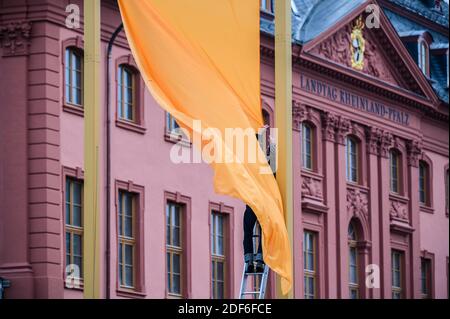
245, 262, 255, 273
254, 260, 265, 273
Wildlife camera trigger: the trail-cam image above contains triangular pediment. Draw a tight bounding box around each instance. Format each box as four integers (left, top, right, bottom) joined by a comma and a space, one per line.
303, 7, 440, 103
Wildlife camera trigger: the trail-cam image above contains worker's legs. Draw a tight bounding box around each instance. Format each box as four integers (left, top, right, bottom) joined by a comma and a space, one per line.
243, 205, 257, 257
243, 205, 264, 272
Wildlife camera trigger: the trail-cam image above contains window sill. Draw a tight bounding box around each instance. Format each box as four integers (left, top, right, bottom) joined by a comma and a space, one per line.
116, 119, 147, 135
302, 200, 328, 214
301, 169, 323, 179
389, 193, 409, 202
164, 132, 191, 147
63, 103, 84, 117
167, 293, 184, 299
116, 287, 147, 299
347, 182, 369, 192
420, 205, 434, 214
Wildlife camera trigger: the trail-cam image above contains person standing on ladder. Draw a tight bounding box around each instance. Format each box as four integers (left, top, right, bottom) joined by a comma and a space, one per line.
243, 205, 265, 273
243, 126, 276, 274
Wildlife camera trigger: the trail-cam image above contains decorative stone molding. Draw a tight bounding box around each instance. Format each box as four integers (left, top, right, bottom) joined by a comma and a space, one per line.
347, 188, 369, 220
390, 200, 408, 221
365, 127, 382, 155
293, 102, 322, 133
0, 21, 32, 57
292, 101, 306, 132
321, 112, 338, 142
335, 116, 351, 145
310, 19, 401, 88
379, 131, 394, 158
301, 175, 323, 199
406, 140, 423, 167
356, 240, 372, 254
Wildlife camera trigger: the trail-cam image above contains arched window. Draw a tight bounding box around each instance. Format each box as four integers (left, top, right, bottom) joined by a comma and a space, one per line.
118, 65, 136, 122
390, 150, 401, 194
348, 222, 360, 299
419, 161, 430, 206
418, 40, 428, 76
65, 47, 83, 106
301, 123, 314, 170
346, 137, 359, 183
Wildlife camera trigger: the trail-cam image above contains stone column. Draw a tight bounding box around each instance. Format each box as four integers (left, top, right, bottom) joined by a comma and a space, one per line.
366, 128, 382, 299
406, 140, 422, 299
292, 103, 303, 298
358, 240, 372, 299
379, 131, 393, 298
27, 21, 64, 298
0, 20, 34, 299
334, 116, 351, 299
321, 112, 338, 298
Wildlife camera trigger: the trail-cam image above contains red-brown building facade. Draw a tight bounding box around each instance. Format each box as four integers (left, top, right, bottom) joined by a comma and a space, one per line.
0, 0, 448, 299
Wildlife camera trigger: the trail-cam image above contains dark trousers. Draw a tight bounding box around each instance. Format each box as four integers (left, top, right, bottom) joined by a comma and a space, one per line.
243, 205, 262, 256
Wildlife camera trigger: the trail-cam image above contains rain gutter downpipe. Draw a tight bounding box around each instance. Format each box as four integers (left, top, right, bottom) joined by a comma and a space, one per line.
106, 23, 123, 299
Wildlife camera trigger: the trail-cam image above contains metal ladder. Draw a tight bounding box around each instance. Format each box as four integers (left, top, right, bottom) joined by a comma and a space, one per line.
239, 261, 270, 299
239, 222, 269, 299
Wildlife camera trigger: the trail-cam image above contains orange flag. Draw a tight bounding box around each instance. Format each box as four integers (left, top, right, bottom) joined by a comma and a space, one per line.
118, 0, 292, 294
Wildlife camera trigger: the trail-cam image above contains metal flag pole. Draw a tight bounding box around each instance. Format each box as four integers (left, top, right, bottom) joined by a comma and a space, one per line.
275, 0, 294, 299
83, 0, 101, 299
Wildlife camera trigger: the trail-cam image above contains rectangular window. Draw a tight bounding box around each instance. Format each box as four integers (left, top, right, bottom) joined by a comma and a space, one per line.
418, 41, 428, 75
301, 123, 313, 170
118, 65, 135, 122
303, 231, 317, 299
390, 151, 400, 193
118, 190, 136, 289
421, 258, 432, 299
166, 202, 183, 297
392, 250, 404, 299
65, 48, 83, 106
65, 177, 83, 280
346, 138, 359, 183
166, 113, 180, 134
211, 212, 227, 299
349, 246, 359, 299
419, 162, 427, 205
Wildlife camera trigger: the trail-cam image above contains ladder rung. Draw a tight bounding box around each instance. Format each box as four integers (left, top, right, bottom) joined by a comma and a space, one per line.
242, 292, 260, 295
244, 272, 264, 276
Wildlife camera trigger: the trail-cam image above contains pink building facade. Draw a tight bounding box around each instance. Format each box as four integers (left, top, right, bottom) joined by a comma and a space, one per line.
0, 0, 448, 299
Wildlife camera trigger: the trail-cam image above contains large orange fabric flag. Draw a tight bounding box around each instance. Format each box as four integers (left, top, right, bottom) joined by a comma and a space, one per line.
118, 0, 292, 294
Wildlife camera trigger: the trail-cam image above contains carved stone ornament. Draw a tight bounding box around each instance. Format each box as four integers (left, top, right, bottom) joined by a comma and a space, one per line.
310, 18, 399, 86
350, 16, 366, 70
365, 127, 382, 155
335, 116, 351, 145
292, 101, 306, 132
390, 200, 408, 221
0, 21, 32, 57
406, 140, 423, 168
301, 176, 323, 199
379, 131, 394, 158
321, 112, 338, 142
347, 188, 369, 219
